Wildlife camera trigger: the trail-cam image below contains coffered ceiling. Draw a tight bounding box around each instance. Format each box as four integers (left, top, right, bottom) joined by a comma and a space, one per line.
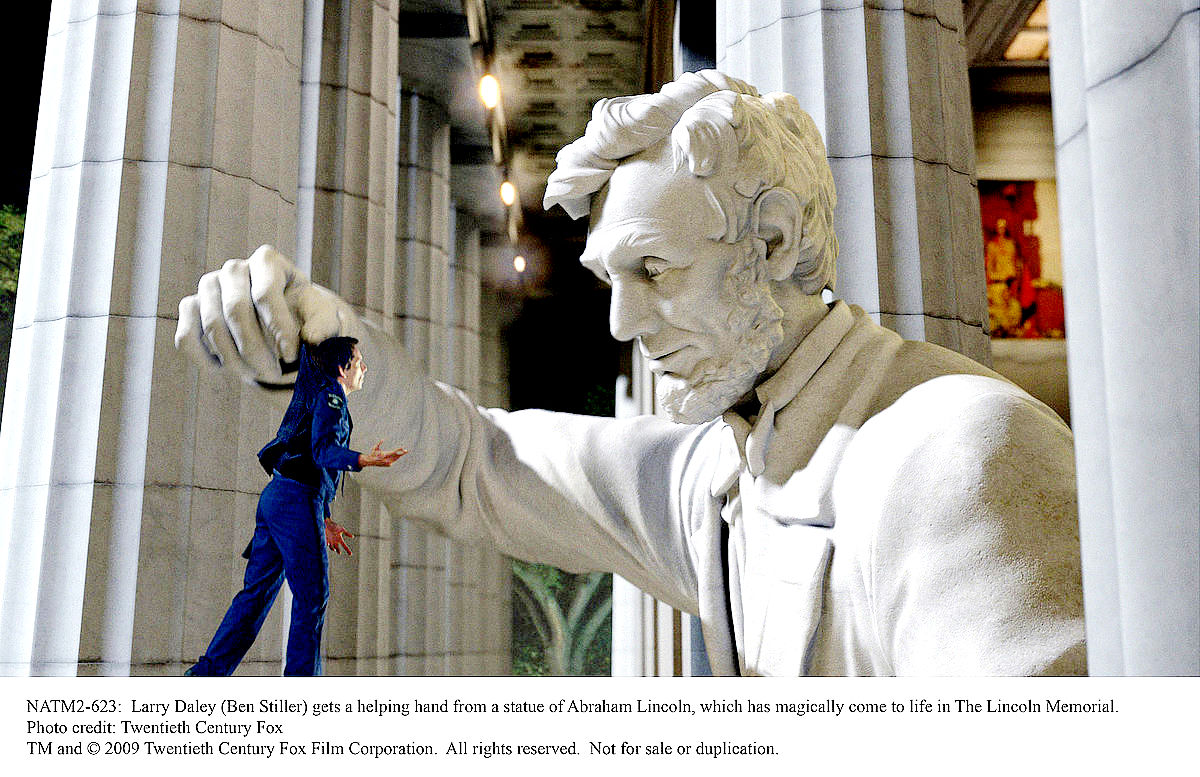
486, 0, 646, 236
399, 0, 1045, 257
483, 1, 1044, 236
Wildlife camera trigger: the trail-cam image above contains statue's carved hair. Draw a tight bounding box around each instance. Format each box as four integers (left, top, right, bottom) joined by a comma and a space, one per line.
544, 70, 838, 293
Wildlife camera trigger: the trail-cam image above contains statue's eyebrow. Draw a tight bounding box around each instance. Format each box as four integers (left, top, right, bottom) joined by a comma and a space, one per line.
579, 223, 684, 282
579, 252, 609, 283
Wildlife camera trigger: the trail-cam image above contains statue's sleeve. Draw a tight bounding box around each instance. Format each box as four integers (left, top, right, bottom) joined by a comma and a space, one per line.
347, 322, 711, 614
863, 382, 1086, 676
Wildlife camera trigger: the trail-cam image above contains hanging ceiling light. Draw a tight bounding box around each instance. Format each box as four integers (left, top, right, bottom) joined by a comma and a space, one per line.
479, 74, 501, 109
500, 180, 517, 206
513, 255, 526, 273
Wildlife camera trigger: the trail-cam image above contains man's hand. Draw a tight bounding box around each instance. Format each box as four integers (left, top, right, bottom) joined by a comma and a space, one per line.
174, 245, 359, 383
325, 519, 354, 556
359, 441, 408, 468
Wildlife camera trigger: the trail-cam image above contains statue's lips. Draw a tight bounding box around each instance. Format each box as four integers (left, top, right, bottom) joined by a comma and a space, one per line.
642, 344, 698, 377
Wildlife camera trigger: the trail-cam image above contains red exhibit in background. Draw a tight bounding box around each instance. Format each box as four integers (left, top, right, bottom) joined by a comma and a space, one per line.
980, 180, 1065, 339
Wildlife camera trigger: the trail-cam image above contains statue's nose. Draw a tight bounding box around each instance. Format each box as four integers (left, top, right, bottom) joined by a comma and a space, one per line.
609, 278, 658, 342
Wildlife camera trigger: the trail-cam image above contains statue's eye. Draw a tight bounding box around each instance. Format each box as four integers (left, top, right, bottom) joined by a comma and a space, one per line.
643, 256, 669, 279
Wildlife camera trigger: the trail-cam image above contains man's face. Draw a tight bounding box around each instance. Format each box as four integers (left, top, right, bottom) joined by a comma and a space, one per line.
339, 346, 366, 393
580, 141, 784, 424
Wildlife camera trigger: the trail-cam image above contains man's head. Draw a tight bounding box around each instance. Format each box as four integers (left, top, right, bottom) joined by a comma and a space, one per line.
543, 70, 838, 423
312, 336, 365, 394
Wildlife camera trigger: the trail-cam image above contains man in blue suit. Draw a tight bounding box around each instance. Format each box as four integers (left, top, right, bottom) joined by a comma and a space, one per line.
187, 336, 406, 676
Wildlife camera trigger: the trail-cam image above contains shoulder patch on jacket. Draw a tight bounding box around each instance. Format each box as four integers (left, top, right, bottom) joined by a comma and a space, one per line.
326, 393, 344, 410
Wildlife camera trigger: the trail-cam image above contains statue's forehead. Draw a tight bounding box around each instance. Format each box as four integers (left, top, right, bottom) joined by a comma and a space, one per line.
589, 151, 723, 238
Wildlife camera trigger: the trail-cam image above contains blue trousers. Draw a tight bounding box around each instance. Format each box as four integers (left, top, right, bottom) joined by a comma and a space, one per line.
188, 475, 330, 676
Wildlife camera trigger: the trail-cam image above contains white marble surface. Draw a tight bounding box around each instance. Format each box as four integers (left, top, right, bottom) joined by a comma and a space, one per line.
1051, 0, 1199, 675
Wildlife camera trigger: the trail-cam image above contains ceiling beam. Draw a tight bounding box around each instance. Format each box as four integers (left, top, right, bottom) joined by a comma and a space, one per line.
963, 0, 1042, 64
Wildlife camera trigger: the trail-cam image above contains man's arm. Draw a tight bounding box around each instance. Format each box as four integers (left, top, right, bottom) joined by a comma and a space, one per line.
310, 393, 362, 472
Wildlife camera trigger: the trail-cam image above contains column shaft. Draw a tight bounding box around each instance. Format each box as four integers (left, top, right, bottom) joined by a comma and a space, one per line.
0, 0, 511, 677
1049, 0, 1199, 675
716, 0, 988, 361
0, 0, 306, 676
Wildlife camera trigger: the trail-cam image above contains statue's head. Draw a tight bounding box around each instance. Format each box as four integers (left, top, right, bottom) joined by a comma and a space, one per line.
544, 70, 839, 423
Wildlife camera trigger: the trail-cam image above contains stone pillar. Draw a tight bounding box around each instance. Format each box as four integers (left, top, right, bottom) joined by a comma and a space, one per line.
450, 209, 485, 674
298, 0, 405, 677
716, 0, 989, 362
1048, 2, 1199, 676
477, 279, 513, 674
388, 86, 451, 676
452, 210, 483, 403
0, 0, 306, 676
0, 0, 511, 677
304, 4, 510, 678
479, 285, 513, 412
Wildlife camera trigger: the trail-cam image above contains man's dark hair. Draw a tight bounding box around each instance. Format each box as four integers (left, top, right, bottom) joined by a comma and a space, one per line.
311, 336, 359, 380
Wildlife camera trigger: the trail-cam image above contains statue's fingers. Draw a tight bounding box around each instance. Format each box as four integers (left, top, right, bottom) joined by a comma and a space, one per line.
294, 284, 350, 343
248, 245, 303, 362
218, 258, 281, 381
197, 270, 254, 378
175, 294, 220, 367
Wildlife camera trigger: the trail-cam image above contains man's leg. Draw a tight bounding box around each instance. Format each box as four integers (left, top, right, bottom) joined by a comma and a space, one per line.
269, 488, 329, 676
187, 491, 286, 676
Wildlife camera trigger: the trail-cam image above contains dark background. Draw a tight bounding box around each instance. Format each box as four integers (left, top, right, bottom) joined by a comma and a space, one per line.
4, 6, 51, 209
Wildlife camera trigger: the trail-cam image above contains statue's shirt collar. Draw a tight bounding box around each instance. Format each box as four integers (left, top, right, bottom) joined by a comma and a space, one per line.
720, 300, 855, 478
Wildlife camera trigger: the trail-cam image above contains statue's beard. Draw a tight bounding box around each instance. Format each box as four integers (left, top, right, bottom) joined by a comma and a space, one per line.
657, 245, 785, 424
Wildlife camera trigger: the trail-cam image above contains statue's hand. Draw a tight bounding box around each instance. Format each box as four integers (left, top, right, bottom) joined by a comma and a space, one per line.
174, 245, 359, 384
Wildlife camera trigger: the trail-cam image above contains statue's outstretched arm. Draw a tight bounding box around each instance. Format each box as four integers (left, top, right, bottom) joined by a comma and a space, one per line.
174, 245, 705, 612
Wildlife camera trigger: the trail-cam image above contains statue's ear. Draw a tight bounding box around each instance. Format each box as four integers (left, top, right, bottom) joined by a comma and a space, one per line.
752, 187, 802, 282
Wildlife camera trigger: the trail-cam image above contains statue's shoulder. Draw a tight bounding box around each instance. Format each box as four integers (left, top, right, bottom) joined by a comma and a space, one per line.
841, 371, 1073, 497
874, 372, 1069, 447
913, 372, 1064, 429
838, 371, 1078, 573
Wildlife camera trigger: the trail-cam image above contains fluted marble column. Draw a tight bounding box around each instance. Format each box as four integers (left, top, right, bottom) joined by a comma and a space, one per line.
0, 0, 306, 676
0, 0, 511, 677
717, 0, 988, 362
301, 0, 511, 677
1049, 1, 1199, 676
476, 274, 513, 675
298, 0, 403, 678
388, 88, 451, 676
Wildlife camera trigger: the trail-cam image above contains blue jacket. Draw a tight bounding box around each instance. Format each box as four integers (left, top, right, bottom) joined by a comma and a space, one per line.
257, 344, 362, 515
